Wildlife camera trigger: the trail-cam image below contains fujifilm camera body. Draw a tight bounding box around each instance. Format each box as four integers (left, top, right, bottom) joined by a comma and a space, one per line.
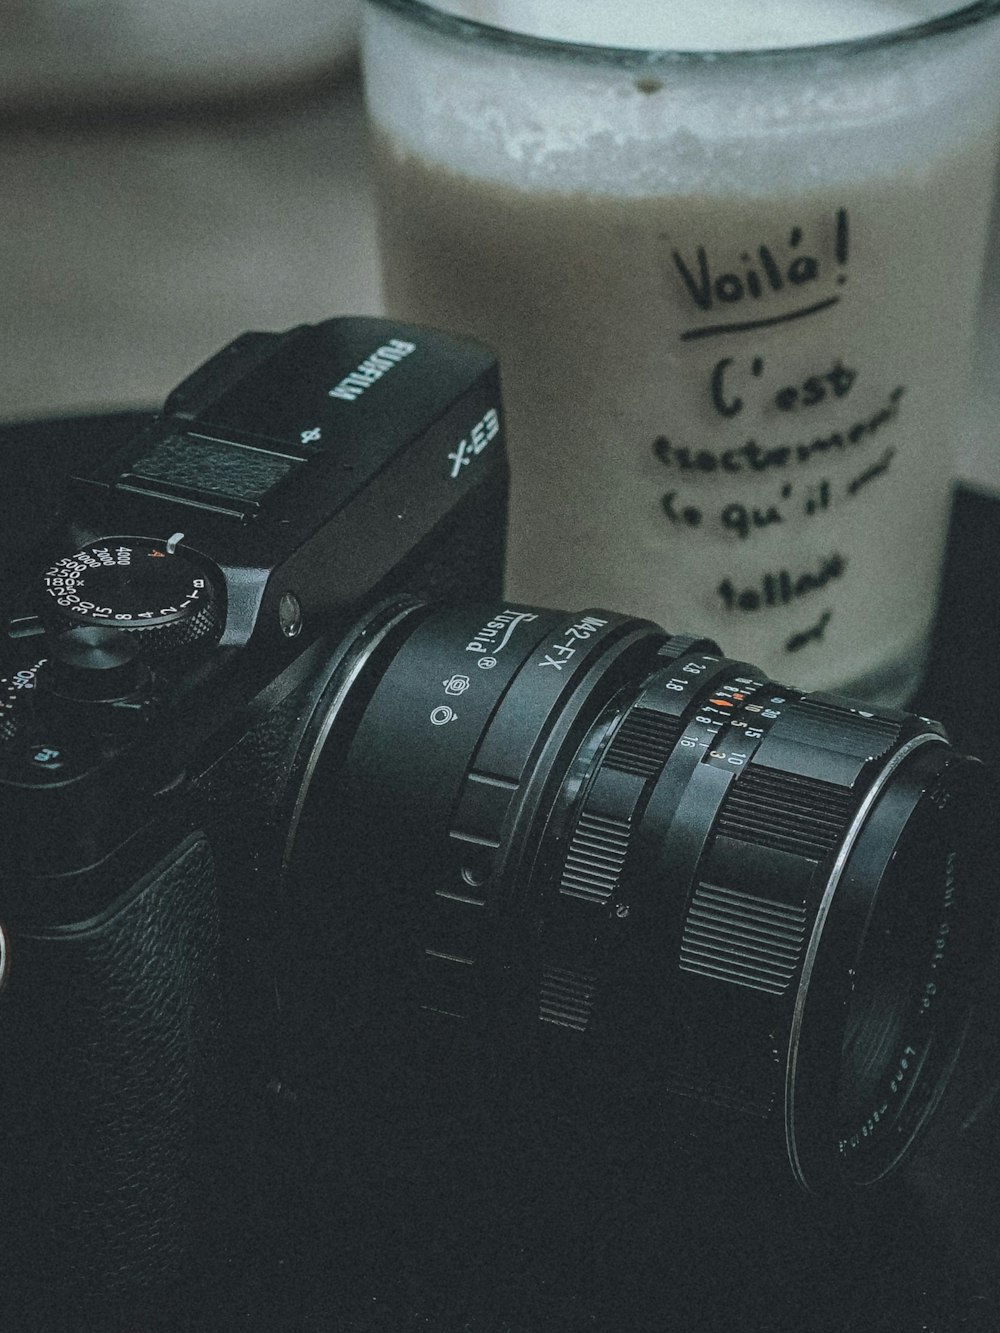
0, 317, 993, 1330
0, 318, 507, 1322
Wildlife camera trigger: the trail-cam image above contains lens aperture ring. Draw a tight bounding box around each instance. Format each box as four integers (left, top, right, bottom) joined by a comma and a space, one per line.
536, 655, 776, 1036
542, 650, 737, 923
600, 706, 684, 781
654, 633, 722, 665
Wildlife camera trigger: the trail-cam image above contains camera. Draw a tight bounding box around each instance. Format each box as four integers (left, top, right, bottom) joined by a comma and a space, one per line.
0, 318, 994, 1329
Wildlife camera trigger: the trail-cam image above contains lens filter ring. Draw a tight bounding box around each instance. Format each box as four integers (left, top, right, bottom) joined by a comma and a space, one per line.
785, 741, 993, 1192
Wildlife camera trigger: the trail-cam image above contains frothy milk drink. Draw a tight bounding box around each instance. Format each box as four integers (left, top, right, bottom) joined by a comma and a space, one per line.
363, 1, 1000, 702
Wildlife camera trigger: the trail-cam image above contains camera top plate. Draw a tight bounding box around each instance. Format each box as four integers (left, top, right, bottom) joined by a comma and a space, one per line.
67, 317, 504, 647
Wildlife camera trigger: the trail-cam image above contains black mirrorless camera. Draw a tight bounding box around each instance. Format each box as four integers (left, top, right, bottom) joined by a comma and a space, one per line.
0, 318, 994, 1329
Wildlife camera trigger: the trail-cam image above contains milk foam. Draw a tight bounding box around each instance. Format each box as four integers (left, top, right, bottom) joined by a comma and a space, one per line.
434, 0, 949, 51
365, 1, 1000, 194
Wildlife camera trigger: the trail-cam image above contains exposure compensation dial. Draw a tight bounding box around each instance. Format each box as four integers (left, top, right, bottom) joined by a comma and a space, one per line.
40, 536, 223, 654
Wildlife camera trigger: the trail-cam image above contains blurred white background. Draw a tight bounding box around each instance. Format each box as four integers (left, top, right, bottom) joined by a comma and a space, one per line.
0, 0, 360, 109
0, 0, 378, 421
965, 176, 1000, 495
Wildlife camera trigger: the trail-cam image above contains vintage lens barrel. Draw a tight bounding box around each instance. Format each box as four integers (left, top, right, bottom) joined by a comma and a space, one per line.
286, 601, 995, 1192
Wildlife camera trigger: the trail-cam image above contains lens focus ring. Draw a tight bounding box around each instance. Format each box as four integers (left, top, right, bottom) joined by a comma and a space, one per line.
537, 668, 920, 1135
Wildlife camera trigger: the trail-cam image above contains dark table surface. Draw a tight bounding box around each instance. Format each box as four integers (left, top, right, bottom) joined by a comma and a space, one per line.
2, 412, 998, 1332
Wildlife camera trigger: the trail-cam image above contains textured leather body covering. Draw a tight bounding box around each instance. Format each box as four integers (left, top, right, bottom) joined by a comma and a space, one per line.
0, 415, 508, 1325
0, 834, 223, 1327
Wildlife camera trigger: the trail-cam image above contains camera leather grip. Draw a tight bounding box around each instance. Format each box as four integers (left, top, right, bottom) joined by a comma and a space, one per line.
0, 833, 225, 1326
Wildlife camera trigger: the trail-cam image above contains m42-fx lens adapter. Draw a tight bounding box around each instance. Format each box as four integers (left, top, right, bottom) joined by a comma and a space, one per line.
286, 600, 995, 1194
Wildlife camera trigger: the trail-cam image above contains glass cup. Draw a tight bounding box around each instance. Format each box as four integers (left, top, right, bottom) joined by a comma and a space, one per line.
361, 1, 1000, 705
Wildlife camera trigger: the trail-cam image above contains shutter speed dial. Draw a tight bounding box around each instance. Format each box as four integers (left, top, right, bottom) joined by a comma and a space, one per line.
40, 536, 223, 654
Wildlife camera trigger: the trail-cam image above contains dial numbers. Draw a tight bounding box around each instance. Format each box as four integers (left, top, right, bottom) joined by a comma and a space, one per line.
39, 538, 222, 652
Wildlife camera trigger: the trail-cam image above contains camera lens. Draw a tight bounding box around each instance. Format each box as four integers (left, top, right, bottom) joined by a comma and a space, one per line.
283, 600, 995, 1193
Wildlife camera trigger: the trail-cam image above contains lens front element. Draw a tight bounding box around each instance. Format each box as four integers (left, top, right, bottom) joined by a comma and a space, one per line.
787, 742, 988, 1189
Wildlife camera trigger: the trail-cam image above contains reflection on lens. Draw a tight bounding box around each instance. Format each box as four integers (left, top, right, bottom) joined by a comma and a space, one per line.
790, 747, 983, 1189
284, 600, 995, 1193
840, 844, 936, 1120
